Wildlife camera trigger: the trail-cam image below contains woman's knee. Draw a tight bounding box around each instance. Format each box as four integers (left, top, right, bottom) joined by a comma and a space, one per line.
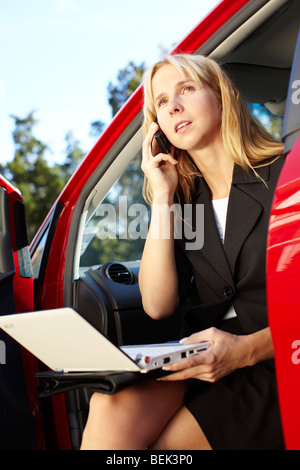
88, 387, 140, 419
88, 391, 112, 416
89, 390, 119, 410
81, 389, 143, 450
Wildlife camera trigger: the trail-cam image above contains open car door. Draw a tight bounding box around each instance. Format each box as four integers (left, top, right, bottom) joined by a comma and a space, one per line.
267, 28, 300, 450
0, 176, 44, 449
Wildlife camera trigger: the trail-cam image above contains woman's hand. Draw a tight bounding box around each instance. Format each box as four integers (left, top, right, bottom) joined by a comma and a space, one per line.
158, 326, 273, 383
142, 122, 178, 201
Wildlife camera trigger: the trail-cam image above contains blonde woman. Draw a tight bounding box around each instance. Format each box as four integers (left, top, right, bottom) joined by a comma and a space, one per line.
81, 55, 285, 450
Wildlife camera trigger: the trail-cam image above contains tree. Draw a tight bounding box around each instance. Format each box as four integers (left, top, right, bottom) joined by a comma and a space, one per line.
2, 112, 66, 240
59, 130, 85, 180
89, 120, 106, 141
108, 61, 145, 116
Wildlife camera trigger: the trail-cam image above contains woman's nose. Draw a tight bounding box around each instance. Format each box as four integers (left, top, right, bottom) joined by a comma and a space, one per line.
168, 97, 183, 114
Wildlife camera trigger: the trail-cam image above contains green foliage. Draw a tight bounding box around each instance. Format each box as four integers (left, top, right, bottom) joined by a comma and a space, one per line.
108, 61, 145, 116
60, 130, 86, 178
1, 112, 88, 240
2, 111, 67, 240
89, 120, 106, 140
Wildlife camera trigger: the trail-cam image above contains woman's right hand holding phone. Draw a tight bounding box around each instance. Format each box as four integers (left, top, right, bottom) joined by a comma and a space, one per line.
142, 122, 178, 203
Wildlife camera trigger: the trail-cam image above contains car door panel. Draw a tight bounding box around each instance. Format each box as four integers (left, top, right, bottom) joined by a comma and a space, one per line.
267, 27, 300, 450
0, 179, 45, 449
0, 187, 15, 314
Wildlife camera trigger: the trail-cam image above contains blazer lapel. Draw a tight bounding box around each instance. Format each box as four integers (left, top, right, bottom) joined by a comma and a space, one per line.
187, 177, 234, 286
224, 185, 262, 273
224, 163, 269, 273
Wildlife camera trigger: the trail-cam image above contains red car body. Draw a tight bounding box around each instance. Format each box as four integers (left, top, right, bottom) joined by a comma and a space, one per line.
267, 139, 300, 449
1, 0, 299, 450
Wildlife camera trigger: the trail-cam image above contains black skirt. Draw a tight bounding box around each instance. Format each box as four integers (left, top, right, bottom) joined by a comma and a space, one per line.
183, 318, 285, 450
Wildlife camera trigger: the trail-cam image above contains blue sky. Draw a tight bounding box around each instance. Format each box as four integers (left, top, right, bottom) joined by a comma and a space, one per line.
0, 0, 219, 165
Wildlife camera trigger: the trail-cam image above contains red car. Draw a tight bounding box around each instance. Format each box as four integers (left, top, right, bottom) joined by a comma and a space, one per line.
266, 35, 300, 449
0, 0, 299, 450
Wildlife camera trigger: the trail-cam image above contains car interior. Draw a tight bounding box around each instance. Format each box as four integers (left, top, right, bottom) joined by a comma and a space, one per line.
30, 0, 300, 448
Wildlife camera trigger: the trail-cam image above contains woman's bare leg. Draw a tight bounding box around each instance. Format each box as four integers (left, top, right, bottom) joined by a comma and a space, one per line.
151, 405, 212, 450
80, 380, 187, 450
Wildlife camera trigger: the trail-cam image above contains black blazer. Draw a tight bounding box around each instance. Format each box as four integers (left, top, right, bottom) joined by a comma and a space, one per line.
176, 156, 285, 336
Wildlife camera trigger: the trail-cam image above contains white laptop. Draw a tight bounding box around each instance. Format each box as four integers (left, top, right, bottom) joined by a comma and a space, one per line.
0, 308, 210, 373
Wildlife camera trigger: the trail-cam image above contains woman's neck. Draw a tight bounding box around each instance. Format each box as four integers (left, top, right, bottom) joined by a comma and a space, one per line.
189, 140, 234, 200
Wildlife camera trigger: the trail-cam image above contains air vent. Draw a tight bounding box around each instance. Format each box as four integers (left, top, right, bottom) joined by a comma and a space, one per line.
105, 262, 134, 285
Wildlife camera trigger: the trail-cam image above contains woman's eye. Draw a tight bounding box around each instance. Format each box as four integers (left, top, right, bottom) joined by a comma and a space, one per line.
183, 85, 194, 93
157, 98, 167, 108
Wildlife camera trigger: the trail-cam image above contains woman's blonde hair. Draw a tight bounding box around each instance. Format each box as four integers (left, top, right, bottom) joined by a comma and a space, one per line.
142, 54, 284, 204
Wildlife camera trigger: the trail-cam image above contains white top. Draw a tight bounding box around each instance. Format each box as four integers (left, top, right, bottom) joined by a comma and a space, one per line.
211, 197, 237, 320
211, 197, 228, 244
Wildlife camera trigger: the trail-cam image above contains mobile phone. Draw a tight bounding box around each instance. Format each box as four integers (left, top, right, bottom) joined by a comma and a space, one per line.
154, 129, 171, 154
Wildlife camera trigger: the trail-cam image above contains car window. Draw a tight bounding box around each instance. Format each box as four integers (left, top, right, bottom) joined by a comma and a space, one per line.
79, 150, 149, 268
246, 103, 283, 140
31, 224, 50, 279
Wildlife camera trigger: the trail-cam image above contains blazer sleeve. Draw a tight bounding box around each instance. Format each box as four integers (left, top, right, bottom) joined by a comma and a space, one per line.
174, 240, 194, 304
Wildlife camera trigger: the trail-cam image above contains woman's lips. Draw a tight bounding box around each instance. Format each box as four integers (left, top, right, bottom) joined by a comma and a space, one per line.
175, 121, 192, 134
